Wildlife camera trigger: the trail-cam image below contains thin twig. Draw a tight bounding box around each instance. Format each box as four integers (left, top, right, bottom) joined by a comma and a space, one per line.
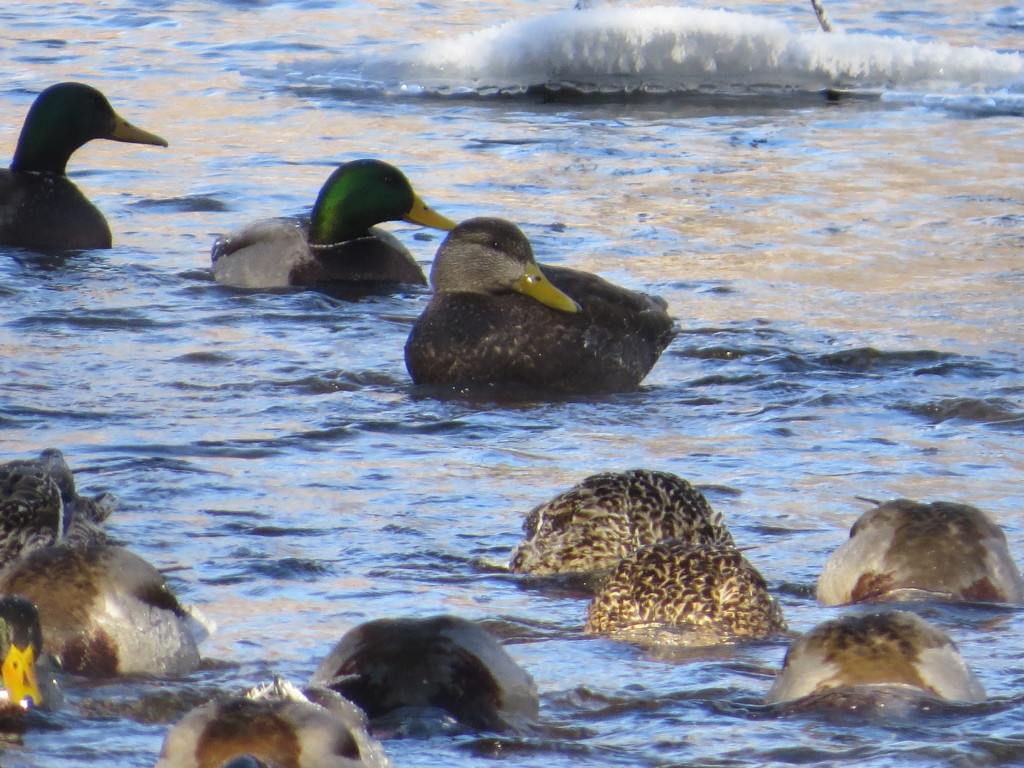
810, 0, 834, 32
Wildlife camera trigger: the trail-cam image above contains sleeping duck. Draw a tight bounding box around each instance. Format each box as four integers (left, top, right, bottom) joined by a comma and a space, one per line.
584, 541, 787, 645
0, 447, 112, 566
766, 610, 985, 705
211, 159, 456, 289
510, 469, 734, 581
817, 498, 1024, 606
0, 82, 167, 251
309, 614, 538, 733
404, 217, 678, 394
155, 678, 390, 768
0, 543, 203, 678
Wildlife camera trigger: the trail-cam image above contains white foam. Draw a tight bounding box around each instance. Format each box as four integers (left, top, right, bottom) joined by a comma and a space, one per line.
358, 6, 1024, 94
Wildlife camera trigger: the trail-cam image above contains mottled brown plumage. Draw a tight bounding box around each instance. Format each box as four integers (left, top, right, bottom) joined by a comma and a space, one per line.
817, 498, 1023, 606
585, 541, 786, 645
510, 469, 733, 579
766, 610, 985, 704
405, 218, 677, 394
310, 615, 538, 733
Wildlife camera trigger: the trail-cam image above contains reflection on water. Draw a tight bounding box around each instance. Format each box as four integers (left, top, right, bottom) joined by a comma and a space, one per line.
1, 0, 1023, 766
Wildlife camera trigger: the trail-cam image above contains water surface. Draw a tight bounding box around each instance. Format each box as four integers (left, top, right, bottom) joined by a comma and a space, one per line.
1, 0, 1023, 766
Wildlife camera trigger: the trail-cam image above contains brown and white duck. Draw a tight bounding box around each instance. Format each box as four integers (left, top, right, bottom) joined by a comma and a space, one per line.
817, 498, 1023, 605
766, 610, 985, 705
155, 678, 390, 768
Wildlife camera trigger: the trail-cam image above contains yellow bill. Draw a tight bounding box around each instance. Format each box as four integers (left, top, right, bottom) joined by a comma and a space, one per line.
513, 262, 581, 314
404, 194, 457, 231
2, 643, 41, 709
110, 113, 169, 147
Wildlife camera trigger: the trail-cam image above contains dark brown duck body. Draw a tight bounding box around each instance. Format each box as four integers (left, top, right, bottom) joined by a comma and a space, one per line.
405, 218, 677, 394
310, 614, 538, 733
0, 170, 113, 250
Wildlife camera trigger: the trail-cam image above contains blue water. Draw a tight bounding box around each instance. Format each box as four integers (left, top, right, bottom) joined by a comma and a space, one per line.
1, 0, 1023, 765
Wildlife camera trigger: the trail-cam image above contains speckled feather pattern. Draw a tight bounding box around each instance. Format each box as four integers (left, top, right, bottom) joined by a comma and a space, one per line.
585, 541, 786, 643
0, 448, 111, 567
405, 264, 677, 394
510, 469, 734, 576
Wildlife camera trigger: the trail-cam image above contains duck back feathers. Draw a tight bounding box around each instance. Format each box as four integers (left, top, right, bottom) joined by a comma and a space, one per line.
817, 498, 1024, 605
585, 541, 786, 645
510, 469, 733, 577
310, 615, 538, 733
0, 544, 201, 677
766, 610, 985, 705
0, 448, 111, 566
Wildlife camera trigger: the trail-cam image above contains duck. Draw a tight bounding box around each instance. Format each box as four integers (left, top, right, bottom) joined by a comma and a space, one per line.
0, 82, 167, 251
0, 595, 61, 713
0, 448, 112, 567
0, 543, 203, 678
765, 610, 986, 705
584, 541, 787, 645
155, 678, 391, 768
816, 498, 1024, 606
309, 614, 539, 733
404, 217, 678, 394
509, 469, 734, 580
211, 159, 456, 289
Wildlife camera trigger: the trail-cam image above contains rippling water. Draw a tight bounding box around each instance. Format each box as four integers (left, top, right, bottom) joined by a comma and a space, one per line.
1, 0, 1023, 766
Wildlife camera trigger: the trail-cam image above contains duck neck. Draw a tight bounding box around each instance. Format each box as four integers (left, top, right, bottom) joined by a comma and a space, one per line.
10, 126, 75, 175
308, 208, 370, 246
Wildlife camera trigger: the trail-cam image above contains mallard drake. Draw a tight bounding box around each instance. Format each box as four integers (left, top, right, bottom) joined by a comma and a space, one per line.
155, 678, 391, 768
404, 217, 678, 394
309, 615, 538, 733
0, 595, 60, 713
0, 82, 167, 251
765, 610, 985, 704
510, 469, 734, 579
584, 541, 787, 644
0, 544, 202, 677
0, 448, 112, 566
817, 498, 1024, 606
211, 159, 456, 289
